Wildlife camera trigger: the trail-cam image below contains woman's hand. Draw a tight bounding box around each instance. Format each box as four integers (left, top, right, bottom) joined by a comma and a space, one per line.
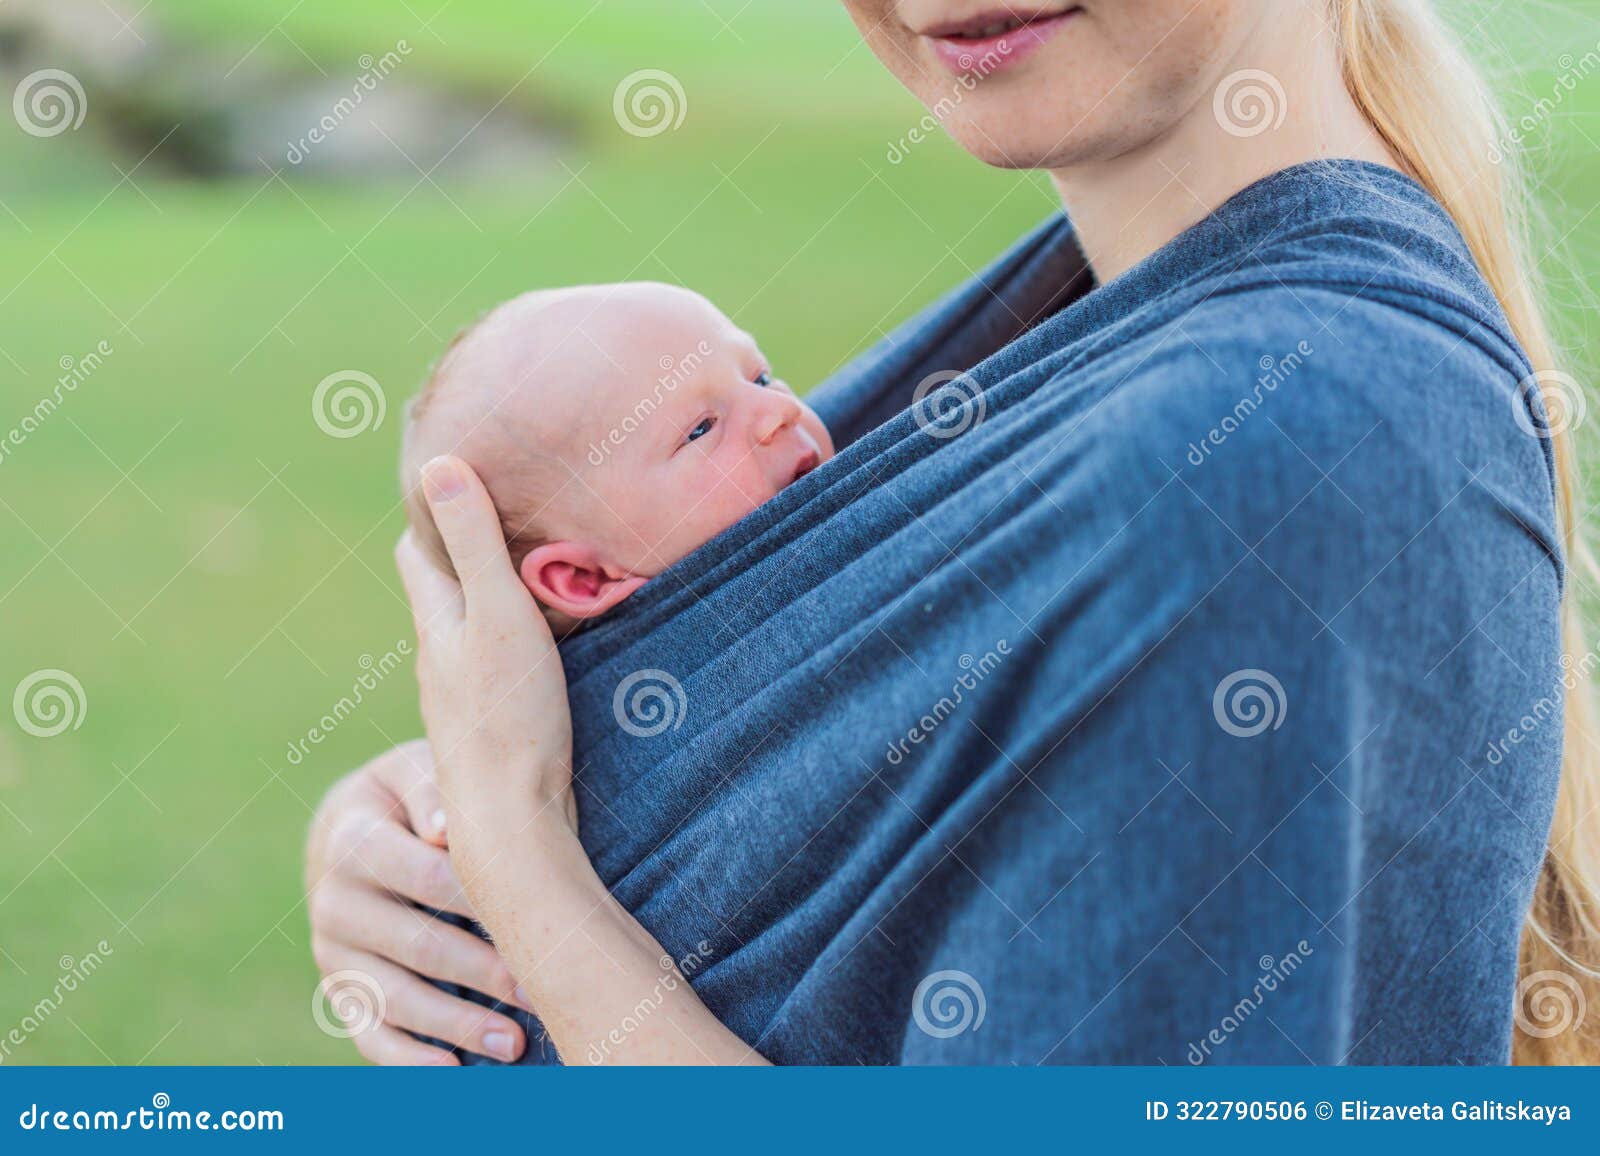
396, 455, 770, 1064
395, 456, 578, 880
304, 739, 532, 1064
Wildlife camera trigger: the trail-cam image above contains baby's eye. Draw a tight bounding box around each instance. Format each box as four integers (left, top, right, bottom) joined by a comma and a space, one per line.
685, 416, 716, 443
753, 370, 772, 387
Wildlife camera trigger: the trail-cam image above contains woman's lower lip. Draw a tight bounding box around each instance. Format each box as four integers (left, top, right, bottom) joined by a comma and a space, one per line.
925, 12, 1075, 76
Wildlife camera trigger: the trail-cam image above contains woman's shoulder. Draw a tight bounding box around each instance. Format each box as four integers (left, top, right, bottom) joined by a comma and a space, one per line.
1098, 281, 1529, 468
1054, 222, 1563, 588
1090, 161, 1529, 385
1087, 167, 1546, 491
1191, 160, 1522, 343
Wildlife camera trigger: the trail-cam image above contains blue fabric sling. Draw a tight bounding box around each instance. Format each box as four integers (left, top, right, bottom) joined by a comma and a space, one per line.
437, 159, 1564, 1065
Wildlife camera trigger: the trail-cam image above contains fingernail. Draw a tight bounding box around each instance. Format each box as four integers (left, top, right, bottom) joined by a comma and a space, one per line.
514, 985, 534, 1010
430, 809, 448, 838
422, 457, 465, 502
484, 1030, 516, 1061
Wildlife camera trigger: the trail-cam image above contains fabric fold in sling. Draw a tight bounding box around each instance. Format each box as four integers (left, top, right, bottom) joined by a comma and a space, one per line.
433, 160, 1565, 1064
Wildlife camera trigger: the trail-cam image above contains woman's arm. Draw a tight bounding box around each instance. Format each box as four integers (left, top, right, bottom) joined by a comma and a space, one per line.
457, 808, 766, 1065
303, 740, 533, 1064
397, 455, 769, 1065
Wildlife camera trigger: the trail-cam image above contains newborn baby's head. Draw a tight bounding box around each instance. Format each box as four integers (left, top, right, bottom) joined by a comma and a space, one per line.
403, 282, 834, 634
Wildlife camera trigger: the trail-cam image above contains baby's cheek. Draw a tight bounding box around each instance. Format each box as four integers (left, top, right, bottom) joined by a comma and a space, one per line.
670, 471, 758, 544
711, 469, 768, 520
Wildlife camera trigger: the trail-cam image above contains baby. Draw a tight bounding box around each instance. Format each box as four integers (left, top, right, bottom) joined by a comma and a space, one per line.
402, 282, 835, 635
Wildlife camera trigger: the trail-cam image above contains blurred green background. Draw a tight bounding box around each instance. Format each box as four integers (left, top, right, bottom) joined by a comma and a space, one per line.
0, 0, 1595, 1063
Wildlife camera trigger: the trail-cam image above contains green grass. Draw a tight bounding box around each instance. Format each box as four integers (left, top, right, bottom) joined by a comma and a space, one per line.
158, 0, 900, 132
0, 0, 1596, 1063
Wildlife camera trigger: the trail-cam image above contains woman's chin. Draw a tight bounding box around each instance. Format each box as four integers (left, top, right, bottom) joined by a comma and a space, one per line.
939, 113, 1091, 173
940, 98, 1175, 174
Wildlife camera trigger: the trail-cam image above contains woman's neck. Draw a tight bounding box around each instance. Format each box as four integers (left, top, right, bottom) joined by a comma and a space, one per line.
1051, 12, 1397, 284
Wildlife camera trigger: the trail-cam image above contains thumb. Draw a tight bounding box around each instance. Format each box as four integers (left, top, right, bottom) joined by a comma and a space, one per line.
369, 738, 450, 847
419, 456, 525, 618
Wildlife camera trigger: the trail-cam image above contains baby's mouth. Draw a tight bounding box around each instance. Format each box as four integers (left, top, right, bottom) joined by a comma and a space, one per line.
790, 448, 821, 485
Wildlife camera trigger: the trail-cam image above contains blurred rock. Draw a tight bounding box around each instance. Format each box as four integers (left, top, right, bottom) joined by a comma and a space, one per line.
0, 0, 562, 181
240, 72, 560, 179
0, 0, 152, 80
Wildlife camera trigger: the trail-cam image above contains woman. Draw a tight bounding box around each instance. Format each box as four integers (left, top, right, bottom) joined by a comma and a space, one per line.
305, 0, 1600, 1064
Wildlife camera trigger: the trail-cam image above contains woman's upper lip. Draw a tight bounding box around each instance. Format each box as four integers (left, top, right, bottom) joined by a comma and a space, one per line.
917, 4, 1075, 39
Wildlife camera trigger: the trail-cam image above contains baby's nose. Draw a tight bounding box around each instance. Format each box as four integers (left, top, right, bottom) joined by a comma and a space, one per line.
752, 392, 800, 445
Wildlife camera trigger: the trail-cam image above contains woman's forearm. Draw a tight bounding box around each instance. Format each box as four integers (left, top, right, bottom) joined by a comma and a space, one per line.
459, 813, 771, 1066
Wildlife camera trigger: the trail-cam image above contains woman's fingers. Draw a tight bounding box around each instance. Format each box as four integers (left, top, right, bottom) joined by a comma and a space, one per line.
365, 736, 449, 847
308, 938, 463, 1066
329, 812, 472, 917
329, 883, 526, 1008
307, 750, 529, 1066
418, 456, 526, 617
347, 950, 528, 1063
350, 1024, 460, 1067
397, 529, 464, 633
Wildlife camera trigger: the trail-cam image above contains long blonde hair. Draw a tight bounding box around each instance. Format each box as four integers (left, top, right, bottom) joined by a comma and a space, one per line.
1334, 0, 1600, 1063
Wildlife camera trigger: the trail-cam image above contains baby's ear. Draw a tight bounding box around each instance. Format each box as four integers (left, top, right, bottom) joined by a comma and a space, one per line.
518, 542, 647, 620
